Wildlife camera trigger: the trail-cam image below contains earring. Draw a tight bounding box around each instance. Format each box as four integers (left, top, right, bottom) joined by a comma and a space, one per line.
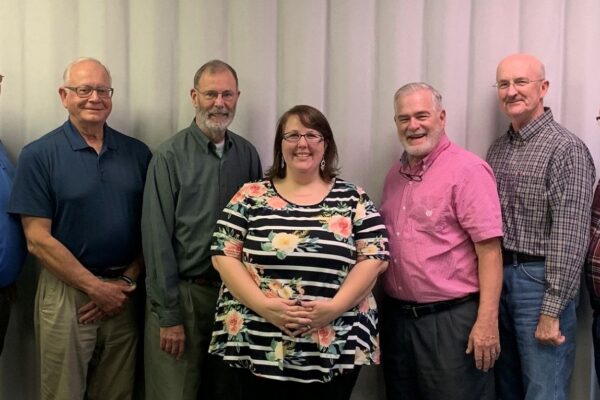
320, 159, 325, 171
281, 158, 285, 169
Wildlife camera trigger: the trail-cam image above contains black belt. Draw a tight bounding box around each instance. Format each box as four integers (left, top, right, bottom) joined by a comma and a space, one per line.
502, 250, 545, 264
185, 276, 222, 288
387, 293, 478, 319
88, 266, 126, 279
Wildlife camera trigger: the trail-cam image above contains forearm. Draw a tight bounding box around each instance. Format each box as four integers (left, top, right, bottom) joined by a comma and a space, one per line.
212, 255, 266, 312
141, 174, 182, 326
543, 225, 589, 317
331, 259, 387, 314
474, 238, 502, 324
22, 217, 99, 294
144, 254, 182, 326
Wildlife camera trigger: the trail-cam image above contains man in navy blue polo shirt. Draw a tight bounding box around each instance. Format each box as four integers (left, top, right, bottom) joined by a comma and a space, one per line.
0, 72, 27, 357
8, 58, 151, 400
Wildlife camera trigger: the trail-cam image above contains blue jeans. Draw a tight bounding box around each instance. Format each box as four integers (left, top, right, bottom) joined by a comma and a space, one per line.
496, 261, 576, 400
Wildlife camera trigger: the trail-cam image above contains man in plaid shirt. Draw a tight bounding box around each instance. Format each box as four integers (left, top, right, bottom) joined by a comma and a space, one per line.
587, 108, 600, 385
487, 54, 595, 400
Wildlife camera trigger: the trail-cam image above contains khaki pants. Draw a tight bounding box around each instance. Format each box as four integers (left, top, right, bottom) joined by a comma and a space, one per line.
36, 268, 138, 400
144, 280, 240, 400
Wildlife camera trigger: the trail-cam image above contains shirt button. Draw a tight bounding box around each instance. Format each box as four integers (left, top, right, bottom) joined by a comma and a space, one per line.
397, 285, 402, 290
396, 231, 400, 236
402, 206, 406, 210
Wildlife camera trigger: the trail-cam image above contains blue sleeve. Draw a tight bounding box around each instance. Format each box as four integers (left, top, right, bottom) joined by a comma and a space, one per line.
7, 144, 54, 218
0, 146, 26, 287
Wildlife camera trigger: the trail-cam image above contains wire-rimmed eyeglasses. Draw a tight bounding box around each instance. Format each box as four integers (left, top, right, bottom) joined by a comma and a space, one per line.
493, 78, 545, 90
195, 89, 237, 101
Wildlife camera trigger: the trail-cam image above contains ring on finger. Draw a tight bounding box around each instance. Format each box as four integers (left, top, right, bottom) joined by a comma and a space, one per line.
305, 324, 312, 330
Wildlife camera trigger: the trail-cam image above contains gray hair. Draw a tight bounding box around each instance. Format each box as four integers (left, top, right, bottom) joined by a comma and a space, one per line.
62, 57, 112, 85
393, 82, 443, 111
193, 59, 238, 89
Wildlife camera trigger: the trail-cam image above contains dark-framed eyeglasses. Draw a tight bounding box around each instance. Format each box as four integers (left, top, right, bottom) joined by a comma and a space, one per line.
282, 131, 324, 143
65, 86, 114, 98
493, 78, 545, 90
399, 170, 423, 182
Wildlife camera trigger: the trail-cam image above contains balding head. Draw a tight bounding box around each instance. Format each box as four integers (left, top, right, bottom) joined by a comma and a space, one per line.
63, 57, 112, 86
495, 53, 549, 131
496, 54, 545, 82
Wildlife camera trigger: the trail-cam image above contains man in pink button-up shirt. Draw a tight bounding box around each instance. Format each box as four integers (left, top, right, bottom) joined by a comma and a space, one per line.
379, 82, 503, 400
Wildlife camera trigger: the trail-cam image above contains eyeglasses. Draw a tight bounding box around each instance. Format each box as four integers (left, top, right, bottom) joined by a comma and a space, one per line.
399, 170, 423, 182
493, 78, 545, 90
65, 86, 114, 98
282, 131, 324, 143
196, 89, 237, 101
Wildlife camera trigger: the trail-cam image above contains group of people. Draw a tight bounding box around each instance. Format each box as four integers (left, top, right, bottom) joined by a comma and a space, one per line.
381, 54, 595, 400
0, 52, 598, 400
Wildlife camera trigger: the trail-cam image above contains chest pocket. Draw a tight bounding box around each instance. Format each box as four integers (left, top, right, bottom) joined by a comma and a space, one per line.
500, 170, 546, 213
411, 195, 449, 232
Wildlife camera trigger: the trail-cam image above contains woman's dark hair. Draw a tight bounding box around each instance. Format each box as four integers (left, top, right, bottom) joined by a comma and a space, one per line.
265, 105, 339, 180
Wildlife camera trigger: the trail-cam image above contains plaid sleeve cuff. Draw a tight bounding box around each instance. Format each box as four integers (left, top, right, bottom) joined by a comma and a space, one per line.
540, 293, 569, 318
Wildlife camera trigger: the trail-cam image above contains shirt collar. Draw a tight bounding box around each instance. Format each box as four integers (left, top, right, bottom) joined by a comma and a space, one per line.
508, 107, 553, 142
189, 119, 232, 154
399, 131, 450, 173
63, 120, 116, 152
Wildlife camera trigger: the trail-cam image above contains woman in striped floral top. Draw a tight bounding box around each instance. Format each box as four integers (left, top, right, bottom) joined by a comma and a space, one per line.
209, 105, 389, 400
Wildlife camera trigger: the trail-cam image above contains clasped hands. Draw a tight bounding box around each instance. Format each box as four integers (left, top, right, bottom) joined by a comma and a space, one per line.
261, 297, 340, 337
157, 297, 341, 361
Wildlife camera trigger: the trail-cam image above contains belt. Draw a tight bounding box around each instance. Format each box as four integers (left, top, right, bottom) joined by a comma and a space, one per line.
88, 266, 126, 279
388, 293, 479, 319
502, 250, 545, 265
186, 276, 222, 288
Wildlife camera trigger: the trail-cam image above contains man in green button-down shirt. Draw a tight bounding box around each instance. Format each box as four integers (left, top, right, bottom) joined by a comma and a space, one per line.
142, 60, 262, 400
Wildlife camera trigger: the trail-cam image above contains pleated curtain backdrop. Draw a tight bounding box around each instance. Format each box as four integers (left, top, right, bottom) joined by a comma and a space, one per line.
1, 1, 599, 399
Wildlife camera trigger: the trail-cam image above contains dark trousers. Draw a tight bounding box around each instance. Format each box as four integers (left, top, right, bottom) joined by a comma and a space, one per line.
0, 288, 9, 356
593, 310, 600, 386
232, 367, 360, 400
381, 296, 495, 400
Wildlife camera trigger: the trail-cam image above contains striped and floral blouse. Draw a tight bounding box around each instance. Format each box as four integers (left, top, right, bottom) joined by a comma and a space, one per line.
209, 178, 389, 383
